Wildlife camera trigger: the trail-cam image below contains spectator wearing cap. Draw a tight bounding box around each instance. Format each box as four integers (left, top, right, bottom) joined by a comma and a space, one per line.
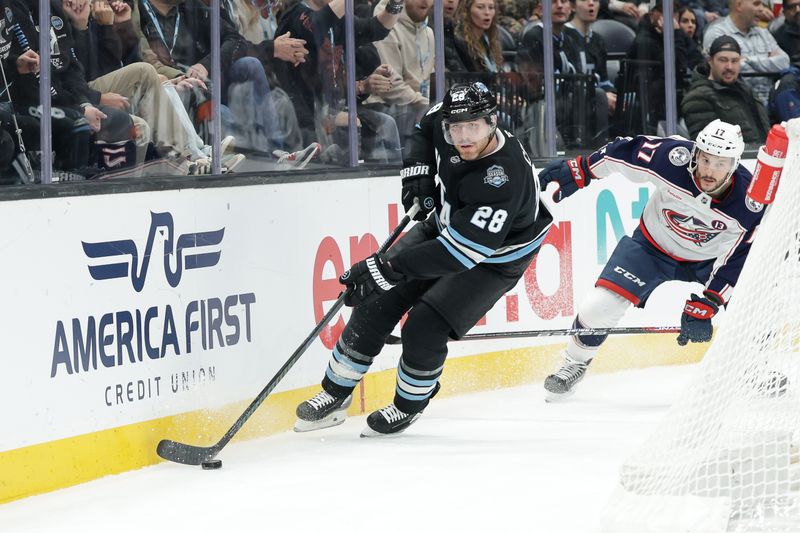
773, 0, 800, 65
702, 0, 790, 107
681, 35, 769, 144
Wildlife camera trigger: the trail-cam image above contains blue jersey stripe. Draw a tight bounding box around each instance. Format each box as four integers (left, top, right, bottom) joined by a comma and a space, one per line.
483, 229, 549, 263
446, 226, 496, 256
436, 236, 476, 268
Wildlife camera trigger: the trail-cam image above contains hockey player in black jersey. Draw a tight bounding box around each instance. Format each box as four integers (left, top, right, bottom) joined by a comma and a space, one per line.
295, 82, 553, 436
537, 119, 765, 400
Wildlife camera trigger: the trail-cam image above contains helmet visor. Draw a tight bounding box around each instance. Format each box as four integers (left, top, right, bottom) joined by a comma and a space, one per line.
442, 115, 497, 145
696, 150, 735, 175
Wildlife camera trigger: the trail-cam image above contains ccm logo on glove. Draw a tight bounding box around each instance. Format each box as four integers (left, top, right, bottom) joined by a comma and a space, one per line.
683, 300, 717, 319
677, 292, 721, 346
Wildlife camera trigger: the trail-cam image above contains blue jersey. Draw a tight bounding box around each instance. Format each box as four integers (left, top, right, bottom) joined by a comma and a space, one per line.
584, 135, 765, 304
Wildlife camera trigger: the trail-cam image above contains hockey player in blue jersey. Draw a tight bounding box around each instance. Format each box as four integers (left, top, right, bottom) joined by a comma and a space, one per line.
538, 119, 765, 399
294, 82, 553, 435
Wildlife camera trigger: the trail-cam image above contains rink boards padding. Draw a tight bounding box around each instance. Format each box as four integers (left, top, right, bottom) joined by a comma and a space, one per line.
0, 166, 731, 504
0, 335, 708, 504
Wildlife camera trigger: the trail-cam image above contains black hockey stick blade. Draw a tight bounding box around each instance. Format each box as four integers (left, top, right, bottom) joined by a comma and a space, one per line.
157, 440, 219, 466
157, 202, 420, 466
384, 326, 681, 345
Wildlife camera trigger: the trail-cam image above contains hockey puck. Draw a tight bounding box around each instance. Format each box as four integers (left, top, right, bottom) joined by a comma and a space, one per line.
201, 459, 223, 470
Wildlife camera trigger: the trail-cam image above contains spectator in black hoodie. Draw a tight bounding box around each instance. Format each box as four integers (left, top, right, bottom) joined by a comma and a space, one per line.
273, 0, 403, 150
2, 0, 134, 174
773, 0, 800, 65
619, 0, 688, 133
677, 7, 704, 70
567, 0, 615, 128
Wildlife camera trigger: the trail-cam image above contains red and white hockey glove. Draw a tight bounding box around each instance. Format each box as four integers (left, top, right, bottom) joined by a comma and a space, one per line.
538, 155, 592, 203
676, 292, 721, 346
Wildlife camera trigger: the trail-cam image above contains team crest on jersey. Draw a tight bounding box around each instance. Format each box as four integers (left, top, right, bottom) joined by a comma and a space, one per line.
668, 146, 691, 166
663, 209, 726, 246
745, 196, 765, 213
51, 16, 63, 30
484, 165, 508, 188
450, 155, 461, 164
4, 7, 12, 23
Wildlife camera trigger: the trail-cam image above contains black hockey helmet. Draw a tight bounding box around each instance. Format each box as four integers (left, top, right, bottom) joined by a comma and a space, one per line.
440, 82, 497, 124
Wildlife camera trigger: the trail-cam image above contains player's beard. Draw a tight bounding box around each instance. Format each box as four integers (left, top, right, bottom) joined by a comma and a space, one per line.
696, 172, 730, 196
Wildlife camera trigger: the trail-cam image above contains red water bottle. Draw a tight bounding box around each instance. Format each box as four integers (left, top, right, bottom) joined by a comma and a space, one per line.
747, 124, 789, 206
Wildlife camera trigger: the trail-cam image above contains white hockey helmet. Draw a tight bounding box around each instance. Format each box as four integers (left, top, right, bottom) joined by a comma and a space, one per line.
690, 119, 745, 188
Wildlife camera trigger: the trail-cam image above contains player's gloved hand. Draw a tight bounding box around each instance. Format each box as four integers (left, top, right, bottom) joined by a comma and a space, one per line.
677, 292, 721, 346
339, 253, 404, 307
538, 155, 592, 203
401, 162, 436, 221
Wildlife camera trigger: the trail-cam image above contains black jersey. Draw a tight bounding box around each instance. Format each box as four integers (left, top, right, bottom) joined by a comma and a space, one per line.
392, 103, 553, 280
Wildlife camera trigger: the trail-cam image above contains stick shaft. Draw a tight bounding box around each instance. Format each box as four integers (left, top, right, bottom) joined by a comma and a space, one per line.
385, 326, 680, 345
157, 203, 420, 465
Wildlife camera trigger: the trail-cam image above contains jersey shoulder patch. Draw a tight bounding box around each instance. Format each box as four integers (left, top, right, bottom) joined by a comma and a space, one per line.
667, 145, 692, 166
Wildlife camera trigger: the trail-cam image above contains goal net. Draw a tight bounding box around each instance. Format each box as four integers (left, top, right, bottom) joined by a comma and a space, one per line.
601, 118, 800, 533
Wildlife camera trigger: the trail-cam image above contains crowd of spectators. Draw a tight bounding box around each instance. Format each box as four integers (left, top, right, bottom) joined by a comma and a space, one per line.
0, 0, 797, 184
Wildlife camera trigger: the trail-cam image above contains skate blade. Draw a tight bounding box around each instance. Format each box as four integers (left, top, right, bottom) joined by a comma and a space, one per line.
359, 413, 421, 438
293, 409, 348, 433
359, 426, 409, 438
544, 388, 577, 403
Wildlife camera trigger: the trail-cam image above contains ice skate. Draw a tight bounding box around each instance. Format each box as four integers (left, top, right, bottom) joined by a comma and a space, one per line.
294, 390, 352, 432
188, 152, 246, 175
544, 355, 592, 401
273, 142, 321, 169
360, 403, 422, 438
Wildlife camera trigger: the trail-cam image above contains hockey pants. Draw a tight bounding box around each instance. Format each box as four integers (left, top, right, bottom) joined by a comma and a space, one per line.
321, 221, 533, 414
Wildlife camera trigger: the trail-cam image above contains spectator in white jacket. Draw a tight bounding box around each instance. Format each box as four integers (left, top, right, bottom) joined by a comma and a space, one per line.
365, 0, 435, 147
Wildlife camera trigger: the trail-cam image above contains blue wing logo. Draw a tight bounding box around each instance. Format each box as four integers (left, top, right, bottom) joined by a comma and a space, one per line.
81, 212, 225, 292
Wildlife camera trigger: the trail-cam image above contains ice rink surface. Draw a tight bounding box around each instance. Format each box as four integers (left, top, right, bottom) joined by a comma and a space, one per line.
0, 364, 696, 533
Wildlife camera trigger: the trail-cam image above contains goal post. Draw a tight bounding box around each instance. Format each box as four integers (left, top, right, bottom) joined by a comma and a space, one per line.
601, 118, 800, 533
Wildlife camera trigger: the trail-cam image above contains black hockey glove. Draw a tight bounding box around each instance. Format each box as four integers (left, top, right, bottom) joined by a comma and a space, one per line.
340, 253, 404, 307
676, 292, 721, 346
538, 155, 592, 203
401, 162, 436, 221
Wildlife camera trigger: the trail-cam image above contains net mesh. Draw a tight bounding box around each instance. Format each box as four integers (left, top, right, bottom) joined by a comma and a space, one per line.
601, 118, 800, 533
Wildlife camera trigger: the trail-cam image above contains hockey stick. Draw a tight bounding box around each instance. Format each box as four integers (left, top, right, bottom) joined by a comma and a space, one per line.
384, 326, 681, 345
157, 202, 421, 465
